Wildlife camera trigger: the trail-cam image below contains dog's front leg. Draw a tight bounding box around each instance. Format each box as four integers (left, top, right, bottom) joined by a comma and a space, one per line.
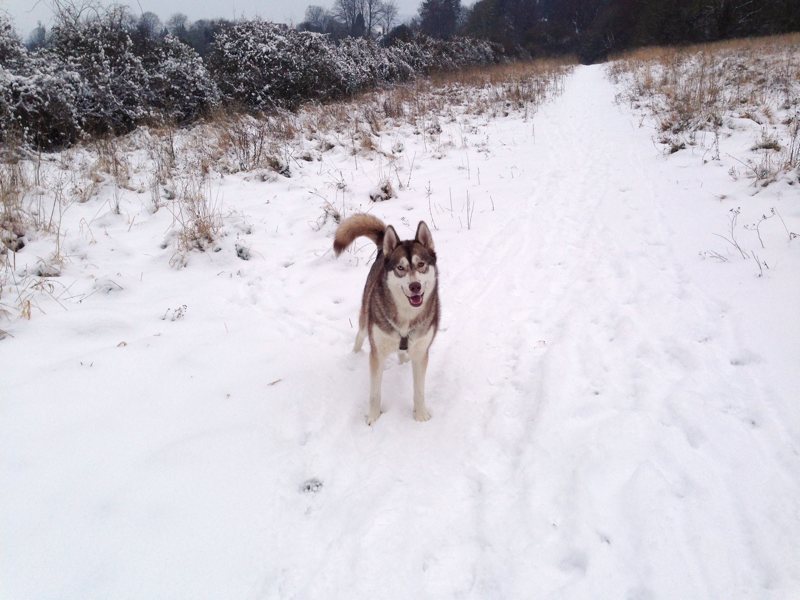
367, 346, 385, 425
411, 350, 431, 422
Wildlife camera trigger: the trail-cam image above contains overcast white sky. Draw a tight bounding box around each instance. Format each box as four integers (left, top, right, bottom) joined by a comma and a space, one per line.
0, 0, 420, 37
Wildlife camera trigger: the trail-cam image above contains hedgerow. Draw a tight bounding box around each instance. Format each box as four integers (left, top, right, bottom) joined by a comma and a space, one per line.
0, 13, 504, 149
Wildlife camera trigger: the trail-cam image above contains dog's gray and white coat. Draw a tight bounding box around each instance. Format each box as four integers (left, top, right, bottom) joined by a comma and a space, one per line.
333, 214, 440, 424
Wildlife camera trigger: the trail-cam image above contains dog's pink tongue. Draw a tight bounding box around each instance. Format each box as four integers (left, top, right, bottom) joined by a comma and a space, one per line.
409, 294, 423, 307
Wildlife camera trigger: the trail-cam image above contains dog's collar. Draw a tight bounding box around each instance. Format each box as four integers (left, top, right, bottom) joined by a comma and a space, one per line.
382, 310, 412, 351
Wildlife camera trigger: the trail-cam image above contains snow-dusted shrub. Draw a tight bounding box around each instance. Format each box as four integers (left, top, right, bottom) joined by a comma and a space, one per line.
444, 37, 498, 67
49, 8, 149, 136
381, 46, 416, 82
209, 22, 346, 110
0, 67, 11, 142
422, 37, 460, 70
420, 36, 499, 71
0, 16, 25, 68
335, 37, 413, 92
290, 30, 350, 102
145, 35, 220, 124
208, 21, 500, 112
3, 10, 503, 149
387, 34, 501, 75
0, 17, 82, 148
391, 39, 436, 73
2, 55, 83, 148
0, 17, 24, 143
335, 37, 383, 92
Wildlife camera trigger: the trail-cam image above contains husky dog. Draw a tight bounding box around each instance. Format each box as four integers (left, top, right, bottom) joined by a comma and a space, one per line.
333, 214, 440, 425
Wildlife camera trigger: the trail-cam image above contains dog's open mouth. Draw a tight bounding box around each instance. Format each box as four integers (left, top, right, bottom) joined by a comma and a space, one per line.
407, 293, 424, 307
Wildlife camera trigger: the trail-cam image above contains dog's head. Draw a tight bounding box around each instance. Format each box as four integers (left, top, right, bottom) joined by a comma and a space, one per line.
383, 221, 437, 309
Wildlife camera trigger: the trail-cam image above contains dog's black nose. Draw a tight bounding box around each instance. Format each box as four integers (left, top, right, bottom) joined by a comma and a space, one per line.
409, 281, 422, 294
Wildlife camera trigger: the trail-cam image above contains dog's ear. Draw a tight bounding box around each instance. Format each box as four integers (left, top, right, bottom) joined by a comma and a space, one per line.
415, 221, 435, 251
383, 225, 399, 256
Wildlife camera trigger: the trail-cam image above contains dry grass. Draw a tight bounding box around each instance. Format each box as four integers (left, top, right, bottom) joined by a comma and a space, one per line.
92, 138, 131, 190
0, 161, 28, 256
608, 34, 800, 185
145, 58, 573, 187
0, 158, 72, 318
0, 57, 574, 318
170, 175, 222, 257
304, 58, 573, 142
410, 58, 572, 120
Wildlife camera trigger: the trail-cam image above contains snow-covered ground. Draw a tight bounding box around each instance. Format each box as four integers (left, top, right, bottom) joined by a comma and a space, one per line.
2, 64, 799, 599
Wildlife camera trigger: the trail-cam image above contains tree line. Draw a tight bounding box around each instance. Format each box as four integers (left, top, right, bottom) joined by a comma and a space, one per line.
20, 1, 799, 63
458, 0, 800, 62
299, 0, 800, 62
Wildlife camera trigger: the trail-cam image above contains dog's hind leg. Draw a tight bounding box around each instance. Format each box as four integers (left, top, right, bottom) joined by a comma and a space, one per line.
353, 327, 367, 353
353, 309, 367, 352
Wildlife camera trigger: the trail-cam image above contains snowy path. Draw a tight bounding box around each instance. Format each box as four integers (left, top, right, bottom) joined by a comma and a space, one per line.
2, 65, 799, 599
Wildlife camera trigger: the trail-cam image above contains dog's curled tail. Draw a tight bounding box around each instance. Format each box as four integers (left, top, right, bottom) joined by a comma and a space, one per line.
333, 213, 386, 256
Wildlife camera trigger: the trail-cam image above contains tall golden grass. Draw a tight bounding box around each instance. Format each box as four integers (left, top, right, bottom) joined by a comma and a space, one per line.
608, 33, 800, 181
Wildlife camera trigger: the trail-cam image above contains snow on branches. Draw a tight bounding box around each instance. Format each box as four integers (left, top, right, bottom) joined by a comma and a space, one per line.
1, 11, 502, 149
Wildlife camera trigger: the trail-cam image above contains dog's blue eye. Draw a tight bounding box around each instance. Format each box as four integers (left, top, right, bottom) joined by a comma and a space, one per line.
396, 265, 405, 271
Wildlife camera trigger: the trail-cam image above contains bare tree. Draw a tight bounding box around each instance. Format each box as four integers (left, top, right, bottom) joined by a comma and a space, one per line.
331, 0, 390, 36
331, 0, 365, 32
303, 5, 334, 31
26, 21, 47, 49
379, 0, 399, 33
137, 12, 162, 40
362, 0, 383, 36
305, 5, 326, 26
48, 0, 103, 27
166, 13, 189, 37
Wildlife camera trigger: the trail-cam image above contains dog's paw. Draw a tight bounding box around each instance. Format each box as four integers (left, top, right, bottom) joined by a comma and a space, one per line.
366, 410, 382, 426
414, 407, 432, 422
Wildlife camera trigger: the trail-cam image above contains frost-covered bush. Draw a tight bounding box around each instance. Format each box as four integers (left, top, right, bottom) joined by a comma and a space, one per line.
2, 10, 503, 149
335, 37, 414, 92
0, 18, 22, 143
49, 8, 149, 136
412, 35, 499, 72
335, 37, 383, 92
208, 21, 501, 111
2, 55, 83, 148
2, 10, 217, 148
145, 35, 220, 124
385, 33, 500, 74
392, 39, 436, 73
0, 67, 11, 142
380, 46, 416, 82
209, 22, 345, 110
0, 16, 82, 148
441, 37, 498, 67
0, 16, 25, 68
